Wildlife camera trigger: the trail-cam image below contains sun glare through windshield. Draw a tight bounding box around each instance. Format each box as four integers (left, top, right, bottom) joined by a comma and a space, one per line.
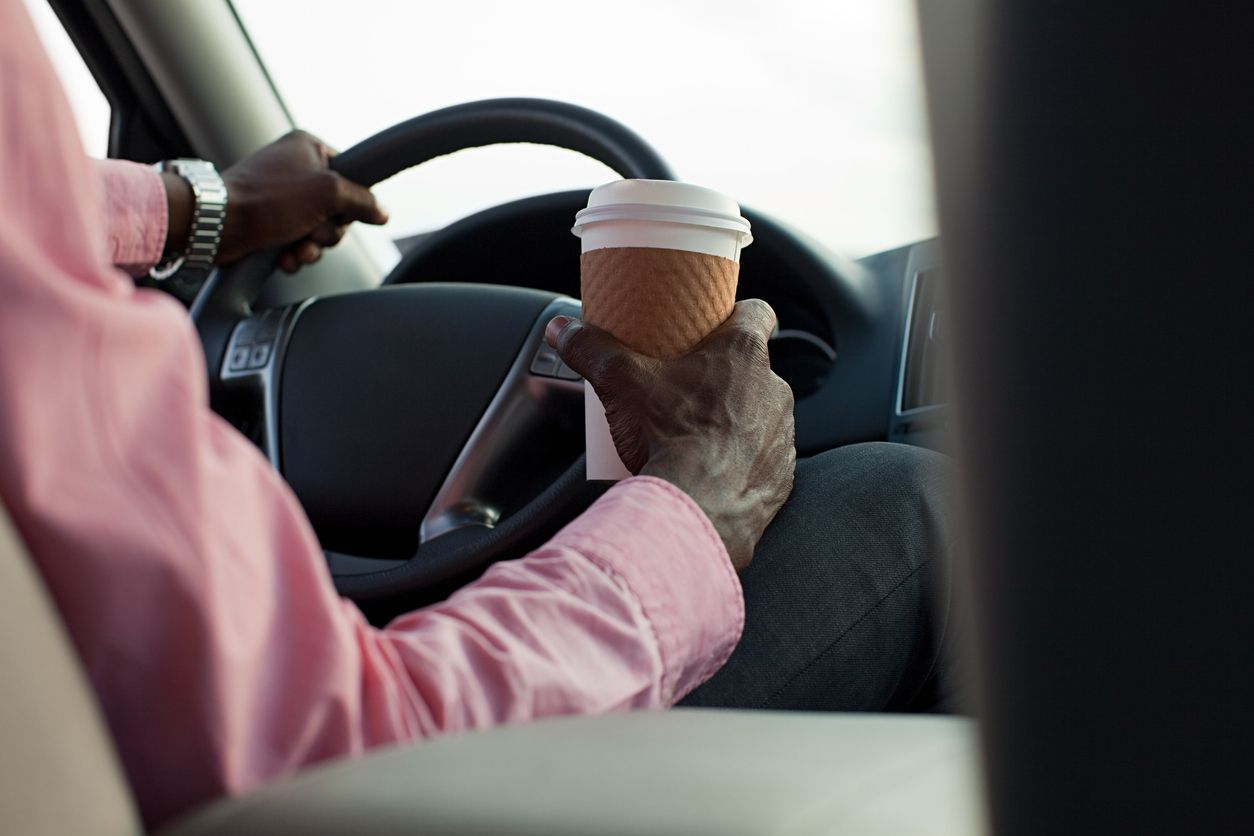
232, 0, 935, 259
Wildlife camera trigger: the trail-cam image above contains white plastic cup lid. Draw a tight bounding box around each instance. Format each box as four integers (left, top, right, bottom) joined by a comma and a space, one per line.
572, 180, 753, 248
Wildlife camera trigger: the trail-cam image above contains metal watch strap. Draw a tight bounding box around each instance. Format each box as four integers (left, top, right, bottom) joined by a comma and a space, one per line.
150, 159, 228, 282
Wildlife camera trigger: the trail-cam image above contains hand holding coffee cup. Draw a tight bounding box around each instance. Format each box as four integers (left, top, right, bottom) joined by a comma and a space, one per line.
549, 179, 795, 569
570, 180, 755, 479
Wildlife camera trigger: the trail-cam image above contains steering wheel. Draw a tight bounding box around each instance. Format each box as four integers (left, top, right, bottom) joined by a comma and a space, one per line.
192, 99, 675, 603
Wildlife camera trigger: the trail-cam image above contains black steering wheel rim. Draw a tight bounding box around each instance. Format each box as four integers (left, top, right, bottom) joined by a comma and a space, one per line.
194, 98, 673, 602
195, 97, 675, 361
329, 97, 676, 187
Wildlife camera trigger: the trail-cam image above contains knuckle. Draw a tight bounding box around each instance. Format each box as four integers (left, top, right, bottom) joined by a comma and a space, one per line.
727, 325, 768, 357
312, 221, 344, 246
316, 170, 342, 202
741, 297, 778, 332
739, 296, 770, 317
592, 349, 635, 385
554, 322, 586, 361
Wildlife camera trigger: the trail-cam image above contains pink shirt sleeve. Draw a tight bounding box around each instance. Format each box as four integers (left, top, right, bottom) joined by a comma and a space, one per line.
96, 158, 168, 275
0, 1, 743, 829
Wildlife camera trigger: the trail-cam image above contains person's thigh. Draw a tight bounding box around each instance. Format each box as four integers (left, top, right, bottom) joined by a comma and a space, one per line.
680, 442, 957, 712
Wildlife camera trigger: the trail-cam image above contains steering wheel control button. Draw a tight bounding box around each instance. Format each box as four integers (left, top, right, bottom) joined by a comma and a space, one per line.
227, 346, 252, 372
530, 344, 560, 376
247, 343, 273, 370
555, 361, 582, 381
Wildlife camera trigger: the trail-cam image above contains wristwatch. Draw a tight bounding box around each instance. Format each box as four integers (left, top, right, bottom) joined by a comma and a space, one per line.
149, 158, 228, 282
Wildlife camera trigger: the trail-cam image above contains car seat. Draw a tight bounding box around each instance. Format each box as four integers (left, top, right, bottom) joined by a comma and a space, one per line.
0, 498, 985, 835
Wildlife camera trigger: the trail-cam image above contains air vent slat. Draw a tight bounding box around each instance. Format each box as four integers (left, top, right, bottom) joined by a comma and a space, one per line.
901, 270, 946, 412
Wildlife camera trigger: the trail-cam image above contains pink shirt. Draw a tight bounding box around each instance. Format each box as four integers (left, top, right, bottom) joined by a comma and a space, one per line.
0, 0, 742, 827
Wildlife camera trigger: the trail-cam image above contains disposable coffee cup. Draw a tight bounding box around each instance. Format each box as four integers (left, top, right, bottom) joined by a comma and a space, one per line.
572, 179, 753, 480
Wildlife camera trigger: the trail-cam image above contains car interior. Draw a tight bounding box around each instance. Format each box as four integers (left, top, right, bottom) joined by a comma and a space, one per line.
3, 0, 1249, 834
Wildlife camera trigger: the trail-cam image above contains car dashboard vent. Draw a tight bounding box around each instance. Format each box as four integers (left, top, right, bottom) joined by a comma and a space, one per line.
899, 269, 947, 413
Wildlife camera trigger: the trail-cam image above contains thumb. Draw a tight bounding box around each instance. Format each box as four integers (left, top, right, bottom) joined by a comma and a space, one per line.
546, 316, 640, 385
726, 298, 779, 343
327, 174, 390, 226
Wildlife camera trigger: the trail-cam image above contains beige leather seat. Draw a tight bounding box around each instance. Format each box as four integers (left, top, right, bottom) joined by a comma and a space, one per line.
0, 499, 987, 835
0, 500, 143, 836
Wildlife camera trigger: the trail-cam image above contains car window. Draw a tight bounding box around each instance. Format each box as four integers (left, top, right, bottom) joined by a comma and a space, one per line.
23, 0, 111, 158
233, 1, 934, 258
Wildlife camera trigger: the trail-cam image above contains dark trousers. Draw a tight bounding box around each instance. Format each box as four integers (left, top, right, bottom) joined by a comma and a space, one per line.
680, 442, 959, 712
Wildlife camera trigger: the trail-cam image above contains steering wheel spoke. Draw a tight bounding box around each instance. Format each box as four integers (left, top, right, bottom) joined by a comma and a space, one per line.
421, 297, 583, 542
193, 98, 671, 600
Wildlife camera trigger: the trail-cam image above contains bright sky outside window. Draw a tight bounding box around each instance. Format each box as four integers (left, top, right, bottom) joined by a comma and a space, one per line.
249, 1, 937, 259
23, 0, 111, 159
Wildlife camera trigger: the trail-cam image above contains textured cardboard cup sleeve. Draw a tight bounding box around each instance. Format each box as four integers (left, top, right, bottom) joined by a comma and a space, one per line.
580, 246, 739, 360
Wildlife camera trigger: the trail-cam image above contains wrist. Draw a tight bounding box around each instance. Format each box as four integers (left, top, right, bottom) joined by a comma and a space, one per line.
215, 171, 252, 265
160, 171, 193, 259
149, 159, 227, 283
640, 447, 755, 570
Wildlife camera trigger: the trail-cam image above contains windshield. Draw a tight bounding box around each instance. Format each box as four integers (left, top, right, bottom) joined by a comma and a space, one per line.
232, 1, 934, 260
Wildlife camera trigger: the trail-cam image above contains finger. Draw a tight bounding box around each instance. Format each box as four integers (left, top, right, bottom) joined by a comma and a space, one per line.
311, 133, 337, 159
307, 221, 348, 248
727, 298, 779, 343
286, 128, 335, 163
295, 241, 322, 265
328, 174, 390, 226
279, 252, 300, 273
544, 315, 573, 348
317, 139, 339, 166
550, 317, 640, 384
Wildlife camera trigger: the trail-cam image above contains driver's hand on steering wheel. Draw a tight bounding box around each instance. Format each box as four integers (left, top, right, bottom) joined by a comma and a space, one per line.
160, 130, 389, 274
547, 299, 797, 572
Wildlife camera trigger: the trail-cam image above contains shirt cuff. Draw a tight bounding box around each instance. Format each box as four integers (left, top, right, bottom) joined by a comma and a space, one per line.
547, 475, 745, 704
96, 158, 167, 275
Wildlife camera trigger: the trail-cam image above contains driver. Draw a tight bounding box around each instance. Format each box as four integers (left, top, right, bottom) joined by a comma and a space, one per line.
0, 1, 955, 828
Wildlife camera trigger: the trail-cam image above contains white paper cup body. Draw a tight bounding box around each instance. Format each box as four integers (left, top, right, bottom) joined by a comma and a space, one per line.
574, 180, 752, 480
584, 385, 633, 480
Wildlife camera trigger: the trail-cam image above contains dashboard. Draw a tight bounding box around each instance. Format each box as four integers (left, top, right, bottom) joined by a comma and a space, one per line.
218, 197, 949, 579
375, 188, 949, 460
